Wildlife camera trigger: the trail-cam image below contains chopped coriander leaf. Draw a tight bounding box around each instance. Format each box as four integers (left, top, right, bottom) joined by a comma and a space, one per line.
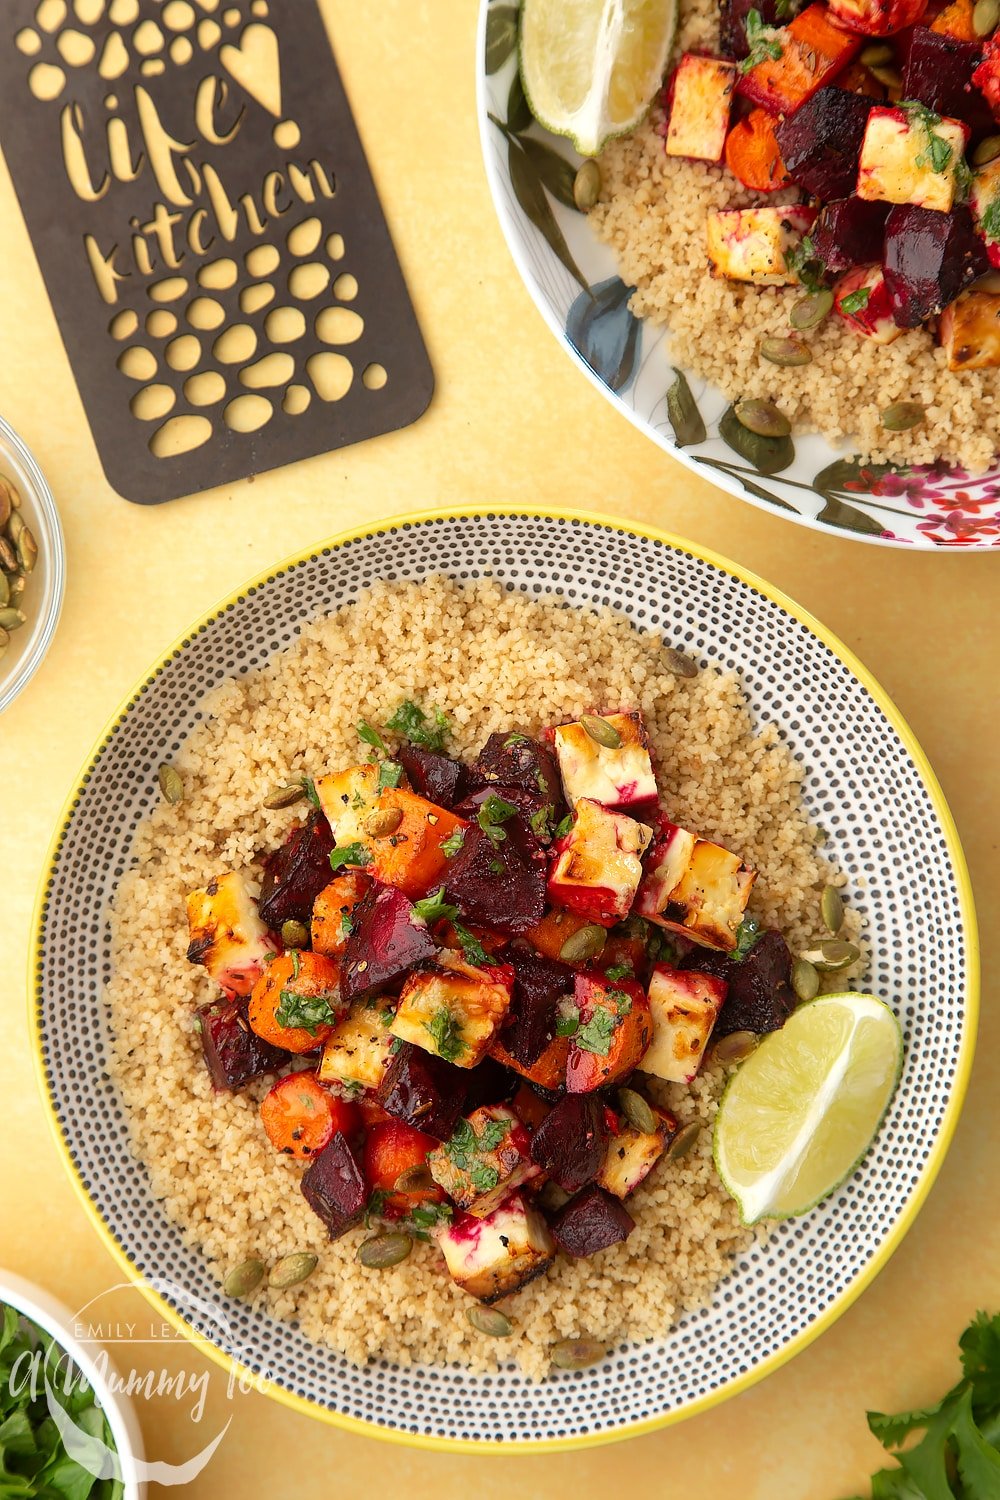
555, 1010, 580, 1037
840, 285, 871, 317
300, 776, 321, 809
276, 988, 338, 1035
739, 9, 783, 72
424, 1006, 466, 1062
389, 1036, 403, 1054
330, 842, 372, 871
732, 915, 763, 962
471, 1163, 500, 1193
488, 858, 504, 875
604, 962, 633, 981
478, 794, 519, 845
386, 699, 451, 752
784, 235, 826, 294
441, 827, 466, 858
607, 987, 633, 1016
378, 759, 404, 790
358, 720, 388, 755
530, 804, 553, 839
477, 1118, 510, 1153
554, 812, 574, 838
340, 912, 354, 939
575, 1008, 618, 1056
351, 790, 366, 809
413, 886, 459, 924
410, 1202, 453, 1229
453, 922, 489, 967
445, 1117, 478, 1169
379, 1007, 395, 1027
504, 732, 530, 747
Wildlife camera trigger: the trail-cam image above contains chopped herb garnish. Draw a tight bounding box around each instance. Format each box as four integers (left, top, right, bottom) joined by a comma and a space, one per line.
329, 842, 372, 871
740, 9, 784, 72
389, 1036, 403, 1054
379, 1006, 395, 1027
554, 812, 574, 839
607, 987, 633, 1016
412, 886, 459, 924
386, 699, 451, 752
477, 1118, 510, 1153
409, 1202, 453, 1229
358, 720, 388, 755
555, 1010, 580, 1038
441, 827, 466, 858
530, 804, 554, 839
351, 790, 366, 810
365, 1188, 388, 1226
377, 759, 404, 790
301, 776, 321, 809
488, 858, 504, 875
732, 915, 763, 962
471, 1163, 500, 1193
276, 988, 338, 1035
840, 285, 871, 317
784, 234, 827, 294
575, 1007, 618, 1056
444, 1115, 509, 1176
982, 196, 1000, 245
453, 922, 488, 967
340, 912, 354, 939
444, 1118, 478, 1169
604, 962, 633, 981
477, 794, 519, 845
504, 732, 530, 747
424, 1006, 466, 1062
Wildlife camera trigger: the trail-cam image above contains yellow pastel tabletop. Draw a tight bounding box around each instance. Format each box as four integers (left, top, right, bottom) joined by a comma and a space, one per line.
0, 1, 997, 1493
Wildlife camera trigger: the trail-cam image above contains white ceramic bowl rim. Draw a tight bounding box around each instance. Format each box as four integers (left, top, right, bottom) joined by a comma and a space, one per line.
0, 414, 65, 714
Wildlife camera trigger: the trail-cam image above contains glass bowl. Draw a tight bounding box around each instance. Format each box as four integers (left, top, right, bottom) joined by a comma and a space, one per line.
0, 414, 65, 714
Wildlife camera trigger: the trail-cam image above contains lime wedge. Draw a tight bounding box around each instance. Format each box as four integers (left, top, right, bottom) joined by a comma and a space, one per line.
520, 0, 678, 157
713, 994, 903, 1225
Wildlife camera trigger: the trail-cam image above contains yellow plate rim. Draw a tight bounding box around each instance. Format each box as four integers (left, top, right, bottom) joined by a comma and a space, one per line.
28, 504, 980, 1454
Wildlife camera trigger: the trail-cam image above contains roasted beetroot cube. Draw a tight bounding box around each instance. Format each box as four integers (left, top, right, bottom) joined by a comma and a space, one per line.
883, 204, 988, 326
462, 1055, 520, 1112
529, 1093, 610, 1192
376, 1041, 468, 1139
197, 996, 286, 1090
341, 886, 436, 1003
469, 733, 563, 810
444, 820, 547, 934
812, 197, 891, 273
301, 1131, 367, 1239
775, 89, 873, 200
258, 810, 335, 928
719, 0, 805, 57
397, 745, 469, 809
682, 928, 795, 1037
901, 28, 993, 138
550, 1183, 635, 1258
501, 947, 575, 1068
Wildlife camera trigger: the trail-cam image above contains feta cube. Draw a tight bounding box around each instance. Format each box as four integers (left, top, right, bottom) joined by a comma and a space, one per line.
551, 710, 657, 813
636, 815, 756, 951
970, 157, 1000, 269
547, 798, 653, 927
857, 105, 968, 212
428, 1105, 540, 1217
185, 869, 276, 996
706, 205, 817, 285
833, 265, 903, 345
666, 54, 738, 163
318, 1002, 395, 1091
435, 1193, 555, 1302
391, 951, 514, 1069
315, 764, 379, 849
939, 290, 1000, 370
642, 966, 727, 1083
597, 1105, 677, 1198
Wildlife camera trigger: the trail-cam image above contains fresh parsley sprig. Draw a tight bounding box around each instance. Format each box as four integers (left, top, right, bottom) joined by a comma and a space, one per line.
740, 9, 784, 72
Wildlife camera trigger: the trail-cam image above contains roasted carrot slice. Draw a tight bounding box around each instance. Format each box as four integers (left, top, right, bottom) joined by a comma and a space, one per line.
248, 950, 343, 1054
311, 873, 370, 957
931, 0, 977, 38
259, 1072, 357, 1159
363, 1119, 444, 1214
524, 908, 593, 963
725, 108, 793, 191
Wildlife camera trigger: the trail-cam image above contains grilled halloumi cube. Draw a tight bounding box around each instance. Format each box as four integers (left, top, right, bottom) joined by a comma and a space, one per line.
435, 1193, 555, 1302
391, 952, 515, 1069
597, 1104, 677, 1198
316, 764, 379, 850
551, 711, 657, 813
428, 1105, 540, 1218
636, 816, 756, 951
939, 290, 1000, 370
666, 54, 737, 162
642, 966, 727, 1084
833, 266, 903, 345
970, 158, 1000, 268
706, 205, 816, 285
856, 105, 968, 212
185, 870, 276, 996
318, 1001, 395, 1090
547, 798, 653, 927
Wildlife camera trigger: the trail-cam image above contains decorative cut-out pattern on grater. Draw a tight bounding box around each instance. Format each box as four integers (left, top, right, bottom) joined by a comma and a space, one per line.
0, 0, 433, 503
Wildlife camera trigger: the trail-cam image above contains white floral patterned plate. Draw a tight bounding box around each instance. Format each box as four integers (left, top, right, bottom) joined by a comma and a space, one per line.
476, 2, 1000, 549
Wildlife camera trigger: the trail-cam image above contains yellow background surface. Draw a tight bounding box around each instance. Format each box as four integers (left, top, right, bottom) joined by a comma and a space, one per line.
0, 2, 997, 1494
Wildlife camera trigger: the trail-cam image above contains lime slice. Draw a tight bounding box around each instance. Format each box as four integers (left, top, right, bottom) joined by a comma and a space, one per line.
520, 0, 678, 157
713, 994, 903, 1225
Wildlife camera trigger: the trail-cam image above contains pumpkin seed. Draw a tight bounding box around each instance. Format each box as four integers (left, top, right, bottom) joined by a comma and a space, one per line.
974, 269, 1000, 294
813, 825, 828, 846
974, 0, 999, 35
580, 713, 622, 749
0, 482, 11, 531
791, 956, 819, 1003
974, 135, 1000, 166
269, 1252, 318, 1289
158, 762, 183, 804
665, 1120, 701, 1161
859, 41, 893, 65
7, 511, 24, 545
760, 336, 812, 367
466, 1306, 514, 1338
264, 781, 307, 810
281, 919, 309, 949
573, 158, 602, 212
559, 923, 607, 963
0, 627, 8, 655
799, 938, 860, 973
7, 480, 20, 510
663, 646, 698, 678
734, 397, 791, 439
223, 1257, 265, 1298
0, 574, 8, 609
0, 608, 26, 631
881, 401, 924, 431
790, 288, 834, 331
821, 884, 844, 933
15, 527, 37, 573
713, 1029, 758, 1064
366, 805, 404, 837
395, 1163, 434, 1193
357, 1232, 412, 1269
869, 63, 902, 90
0, 538, 15, 573
618, 1086, 657, 1136
550, 1337, 608, 1371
